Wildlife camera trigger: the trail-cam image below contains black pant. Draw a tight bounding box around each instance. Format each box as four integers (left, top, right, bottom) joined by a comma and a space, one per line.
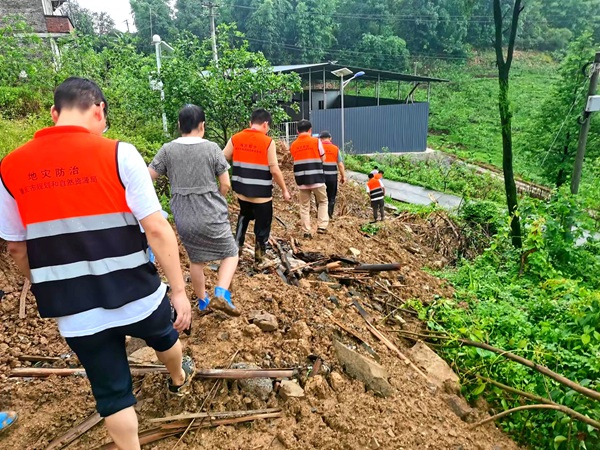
371, 199, 384, 221
325, 177, 338, 218
66, 294, 178, 417
235, 199, 273, 255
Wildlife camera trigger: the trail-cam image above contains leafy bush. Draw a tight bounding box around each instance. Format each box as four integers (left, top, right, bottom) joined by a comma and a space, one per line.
427, 191, 600, 449
0, 87, 46, 119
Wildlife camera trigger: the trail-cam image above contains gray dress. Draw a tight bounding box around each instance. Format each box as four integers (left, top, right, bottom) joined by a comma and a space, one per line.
149, 138, 238, 263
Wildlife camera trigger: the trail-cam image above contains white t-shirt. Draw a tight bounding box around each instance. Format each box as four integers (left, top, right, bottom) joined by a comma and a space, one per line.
0, 141, 166, 337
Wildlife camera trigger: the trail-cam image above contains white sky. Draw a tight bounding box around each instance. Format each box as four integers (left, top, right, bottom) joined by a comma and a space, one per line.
76, 0, 135, 32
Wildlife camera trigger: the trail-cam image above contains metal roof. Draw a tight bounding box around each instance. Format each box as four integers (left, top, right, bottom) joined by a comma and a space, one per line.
271, 62, 448, 83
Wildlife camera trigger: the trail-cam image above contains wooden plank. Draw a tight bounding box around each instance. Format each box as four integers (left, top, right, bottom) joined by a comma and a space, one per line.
149, 408, 282, 424
10, 367, 296, 379
46, 412, 103, 450
19, 279, 30, 319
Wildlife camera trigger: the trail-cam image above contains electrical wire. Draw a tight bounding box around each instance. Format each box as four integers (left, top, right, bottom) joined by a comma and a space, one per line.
541, 69, 593, 165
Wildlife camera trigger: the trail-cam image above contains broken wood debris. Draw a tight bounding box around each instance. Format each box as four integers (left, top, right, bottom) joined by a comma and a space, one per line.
45, 412, 103, 450
10, 367, 296, 379
149, 407, 282, 424
19, 278, 30, 319
96, 411, 284, 449
351, 299, 428, 380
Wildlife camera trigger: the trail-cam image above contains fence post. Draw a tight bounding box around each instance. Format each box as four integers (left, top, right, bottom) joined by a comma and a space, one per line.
285, 122, 290, 145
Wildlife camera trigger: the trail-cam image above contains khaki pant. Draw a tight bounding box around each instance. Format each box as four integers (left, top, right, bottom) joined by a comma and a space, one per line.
299, 185, 329, 232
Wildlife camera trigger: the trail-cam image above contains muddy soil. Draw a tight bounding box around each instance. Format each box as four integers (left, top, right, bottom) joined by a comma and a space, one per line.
0, 171, 519, 450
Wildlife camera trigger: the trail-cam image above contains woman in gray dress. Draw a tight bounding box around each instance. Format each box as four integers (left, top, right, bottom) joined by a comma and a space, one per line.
149, 105, 240, 317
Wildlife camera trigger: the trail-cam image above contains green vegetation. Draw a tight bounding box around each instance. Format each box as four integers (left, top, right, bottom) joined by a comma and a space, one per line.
422, 192, 600, 449
3, 4, 600, 449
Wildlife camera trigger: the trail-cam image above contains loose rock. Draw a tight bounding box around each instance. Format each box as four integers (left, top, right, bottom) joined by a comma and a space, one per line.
333, 340, 393, 397
232, 363, 273, 400
328, 371, 346, 392
248, 310, 279, 332
289, 321, 312, 339
128, 346, 159, 365
348, 247, 361, 257
443, 394, 477, 423
409, 341, 460, 392
304, 375, 331, 400
279, 380, 305, 400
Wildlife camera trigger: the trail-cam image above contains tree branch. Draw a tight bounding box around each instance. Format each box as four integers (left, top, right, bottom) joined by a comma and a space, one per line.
505, 1, 523, 70
470, 404, 598, 430
476, 376, 600, 430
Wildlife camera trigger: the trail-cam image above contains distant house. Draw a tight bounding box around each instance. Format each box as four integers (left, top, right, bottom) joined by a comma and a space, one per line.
271, 62, 448, 154
0, 0, 73, 37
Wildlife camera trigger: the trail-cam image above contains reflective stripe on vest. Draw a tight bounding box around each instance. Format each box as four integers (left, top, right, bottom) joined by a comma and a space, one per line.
290, 135, 325, 185
231, 129, 273, 198
0, 126, 161, 318
367, 178, 384, 202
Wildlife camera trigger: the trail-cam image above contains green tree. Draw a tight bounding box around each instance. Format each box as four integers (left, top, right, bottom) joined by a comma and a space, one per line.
246, 0, 292, 63
130, 0, 174, 51
293, 0, 336, 63
173, 0, 210, 39
400, 0, 474, 56
161, 24, 301, 144
493, 0, 523, 248
351, 33, 409, 71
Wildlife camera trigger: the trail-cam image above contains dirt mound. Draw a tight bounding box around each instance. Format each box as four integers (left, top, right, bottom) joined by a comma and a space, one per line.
0, 174, 518, 449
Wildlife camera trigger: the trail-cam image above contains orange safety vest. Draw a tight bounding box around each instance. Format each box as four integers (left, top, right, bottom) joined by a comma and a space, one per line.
289, 134, 324, 186
0, 126, 160, 318
374, 173, 383, 180
230, 129, 273, 198
367, 177, 384, 202
322, 141, 339, 181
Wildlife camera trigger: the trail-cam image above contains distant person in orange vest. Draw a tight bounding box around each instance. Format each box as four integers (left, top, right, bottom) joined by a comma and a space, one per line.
223, 109, 291, 264
290, 119, 328, 237
0, 77, 193, 450
319, 130, 347, 219
375, 169, 384, 180
367, 172, 385, 222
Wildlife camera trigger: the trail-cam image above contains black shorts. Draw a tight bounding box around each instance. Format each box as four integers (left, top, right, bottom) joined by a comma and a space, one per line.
65, 294, 178, 417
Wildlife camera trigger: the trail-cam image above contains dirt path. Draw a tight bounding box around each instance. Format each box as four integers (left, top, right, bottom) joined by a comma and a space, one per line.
0, 169, 519, 450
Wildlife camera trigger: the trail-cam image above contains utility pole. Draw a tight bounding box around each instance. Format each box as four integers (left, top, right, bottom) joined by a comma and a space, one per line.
203, 2, 219, 63
123, 19, 130, 33
571, 52, 600, 194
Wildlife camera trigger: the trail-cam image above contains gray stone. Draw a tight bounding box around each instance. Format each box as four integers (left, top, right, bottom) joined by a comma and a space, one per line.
232, 363, 273, 400
409, 341, 460, 392
444, 394, 477, 423
248, 310, 279, 332
328, 296, 340, 307
318, 272, 333, 283
128, 347, 159, 365
279, 380, 305, 400
333, 340, 393, 397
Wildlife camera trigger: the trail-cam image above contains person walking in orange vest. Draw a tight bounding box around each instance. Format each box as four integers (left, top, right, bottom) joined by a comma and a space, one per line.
289, 120, 328, 237
223, 109, 291, 264
367, 172, 385, 222
319, 130, 347, 219
0, 78, 194, 450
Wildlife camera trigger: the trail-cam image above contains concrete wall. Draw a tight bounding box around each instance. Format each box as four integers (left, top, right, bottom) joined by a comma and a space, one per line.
0, 0, 48, 33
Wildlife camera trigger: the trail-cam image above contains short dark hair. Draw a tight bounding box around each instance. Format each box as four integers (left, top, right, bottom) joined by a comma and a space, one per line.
379, 170, 384, 175
368, 173, 374, 179
319, 130, 332, 139
251, 108, 272, 126
54, 77, 107, 114
178, 104, 206, 134
297, 119, 312, 133
373, 166, 379, 171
